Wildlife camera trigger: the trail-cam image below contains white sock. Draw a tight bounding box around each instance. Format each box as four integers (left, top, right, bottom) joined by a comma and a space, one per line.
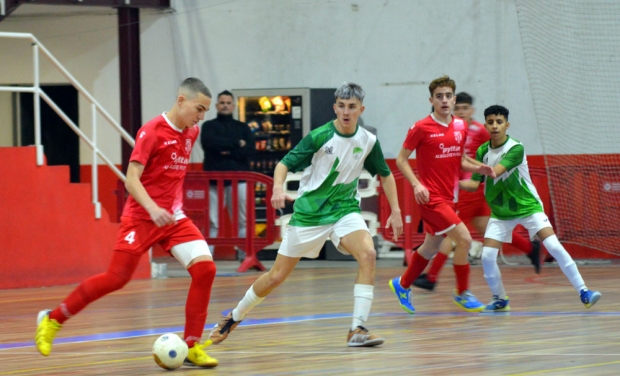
481, 247, 506, 298
352, 284, 374, 331
232, 285, 264, 321
543, 235, 586, 292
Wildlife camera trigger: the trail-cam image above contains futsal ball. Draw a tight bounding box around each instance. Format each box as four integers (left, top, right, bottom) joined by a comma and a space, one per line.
152, 333, 188, 370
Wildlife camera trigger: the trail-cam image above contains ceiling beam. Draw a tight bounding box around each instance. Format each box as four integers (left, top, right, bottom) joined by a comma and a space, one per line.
0, 0, 170, 20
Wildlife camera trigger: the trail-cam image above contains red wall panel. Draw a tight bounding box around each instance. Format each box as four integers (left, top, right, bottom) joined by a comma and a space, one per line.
0, 147, 150, 289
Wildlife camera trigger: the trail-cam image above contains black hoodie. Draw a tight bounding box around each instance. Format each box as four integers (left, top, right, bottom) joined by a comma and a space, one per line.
200, 113, 256, 173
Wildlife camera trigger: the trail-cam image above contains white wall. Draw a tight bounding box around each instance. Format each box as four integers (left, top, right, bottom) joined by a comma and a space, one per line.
0, 0, 542, 164
0, 5, 121, 163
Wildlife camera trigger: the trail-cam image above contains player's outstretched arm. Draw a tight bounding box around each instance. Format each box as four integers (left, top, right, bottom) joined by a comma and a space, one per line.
461, 154, 481, 171
491, 164, 507, 178
460, 154, 494, 177
459, 179, 481, 192
379, 173, 403, 241
476, 164, 497, 179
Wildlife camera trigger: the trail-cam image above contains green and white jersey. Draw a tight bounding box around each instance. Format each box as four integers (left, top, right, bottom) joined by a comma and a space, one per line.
472, 136, 543, 220
281, 121, 391, 226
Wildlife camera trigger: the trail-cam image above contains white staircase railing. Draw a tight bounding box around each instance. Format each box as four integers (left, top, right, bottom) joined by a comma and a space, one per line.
0, 32, 135, 219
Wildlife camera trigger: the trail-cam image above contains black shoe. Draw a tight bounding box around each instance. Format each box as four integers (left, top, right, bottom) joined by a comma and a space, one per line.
413, 273, 436, 291
527, 240, 541, 274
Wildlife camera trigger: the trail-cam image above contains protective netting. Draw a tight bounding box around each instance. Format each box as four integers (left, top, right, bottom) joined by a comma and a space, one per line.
515, 0, 620, 255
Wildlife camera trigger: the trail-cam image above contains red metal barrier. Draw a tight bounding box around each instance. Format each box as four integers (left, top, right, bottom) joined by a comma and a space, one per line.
184, 171, 278, 272
116, 171, 279, 272
377, 171, 425, 265
377, 168, 554, 265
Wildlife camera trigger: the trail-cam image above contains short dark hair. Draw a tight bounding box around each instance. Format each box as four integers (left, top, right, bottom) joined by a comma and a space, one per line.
484, 105, 509, 120
456, 92, 473, 105
179, 77, 211, 99
217, 90, 234, 100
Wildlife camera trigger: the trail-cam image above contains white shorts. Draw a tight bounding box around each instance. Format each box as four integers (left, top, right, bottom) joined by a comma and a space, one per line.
278, 213, 370, 259
170, 240, 212, 268
485, 212, 552, 243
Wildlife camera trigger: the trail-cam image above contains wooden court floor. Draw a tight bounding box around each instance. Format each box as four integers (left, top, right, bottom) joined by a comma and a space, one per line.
1, 259, 619, 375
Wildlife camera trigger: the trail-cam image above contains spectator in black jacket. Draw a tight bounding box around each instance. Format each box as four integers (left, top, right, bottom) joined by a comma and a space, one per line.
200, 90, 255, 252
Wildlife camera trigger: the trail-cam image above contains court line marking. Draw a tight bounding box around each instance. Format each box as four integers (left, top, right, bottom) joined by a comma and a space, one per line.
3, 350, 619, 375
4, 310, 618, 351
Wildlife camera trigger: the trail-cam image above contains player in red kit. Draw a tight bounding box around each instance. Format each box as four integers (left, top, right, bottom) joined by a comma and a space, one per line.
389, 76, 496, 313
413, 92, 541, 292
35, 78, 219, 368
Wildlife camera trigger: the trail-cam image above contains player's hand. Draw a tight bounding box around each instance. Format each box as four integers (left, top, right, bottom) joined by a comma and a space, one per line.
270, 187, 294, 209
385, 210, 403, 241
148, 206, 176, 227
478, 164, 497, 178
413, 184, 430, 205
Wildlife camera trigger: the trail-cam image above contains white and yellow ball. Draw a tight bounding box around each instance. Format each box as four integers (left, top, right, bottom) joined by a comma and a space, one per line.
152, 333, 188, 370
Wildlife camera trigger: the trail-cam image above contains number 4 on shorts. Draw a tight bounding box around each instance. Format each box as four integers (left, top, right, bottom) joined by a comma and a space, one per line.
124, 231, 136, 244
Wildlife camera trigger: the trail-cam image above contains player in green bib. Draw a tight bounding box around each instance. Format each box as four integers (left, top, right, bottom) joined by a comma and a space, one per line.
209, 83, 403, 347
462, 105, 601, 312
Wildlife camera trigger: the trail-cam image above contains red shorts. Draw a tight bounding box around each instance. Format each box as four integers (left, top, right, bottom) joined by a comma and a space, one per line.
114, 217, 204, 255
456, 189, 491, 223
418, 200, 462, 235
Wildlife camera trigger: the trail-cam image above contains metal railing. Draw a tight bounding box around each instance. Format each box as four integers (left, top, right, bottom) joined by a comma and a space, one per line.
0, 32, 135, 219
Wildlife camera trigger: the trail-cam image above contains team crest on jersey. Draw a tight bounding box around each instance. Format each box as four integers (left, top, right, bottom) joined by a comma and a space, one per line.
454, 131, 463, 144
325, 146, 334, 155
352, 147, 363, 160
185, 139, 191, 154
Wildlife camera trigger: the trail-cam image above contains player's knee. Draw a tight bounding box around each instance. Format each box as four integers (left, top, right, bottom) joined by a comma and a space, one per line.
188, 260, 216, 283
454, 236, 472, 251
481, 246, 500, 265
106, 270, 132, 291
481, 249, 497, 264
355, 247, 377, 266
266, 269, 288, 287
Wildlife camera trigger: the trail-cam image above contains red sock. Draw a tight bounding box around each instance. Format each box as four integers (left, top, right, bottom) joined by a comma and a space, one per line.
49, 251, 140, 324
453, 263, 470, 295
184, 261, 216, 348
426, 252, 448, 282
510, 232, 531, 254
401, 252, 431, 288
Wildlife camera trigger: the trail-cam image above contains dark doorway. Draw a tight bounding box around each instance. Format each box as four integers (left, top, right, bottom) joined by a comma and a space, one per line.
20, 85, 80, 182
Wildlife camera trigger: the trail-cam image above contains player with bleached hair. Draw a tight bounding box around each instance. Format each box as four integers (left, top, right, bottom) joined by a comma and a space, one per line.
208, 82, 403, 347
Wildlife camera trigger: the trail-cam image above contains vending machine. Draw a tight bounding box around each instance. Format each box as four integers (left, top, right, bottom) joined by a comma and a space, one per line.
232, 88, 335, 175
231, 88, 335, 250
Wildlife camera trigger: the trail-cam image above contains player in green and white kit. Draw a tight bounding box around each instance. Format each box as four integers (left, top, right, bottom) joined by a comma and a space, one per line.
461, 105, 601, 312
209, 83, 404, 347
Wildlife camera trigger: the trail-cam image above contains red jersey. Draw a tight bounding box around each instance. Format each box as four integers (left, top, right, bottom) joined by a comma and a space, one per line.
403, 114, 468, 203
122, 113, 199, 221
460, 120, 490, 180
